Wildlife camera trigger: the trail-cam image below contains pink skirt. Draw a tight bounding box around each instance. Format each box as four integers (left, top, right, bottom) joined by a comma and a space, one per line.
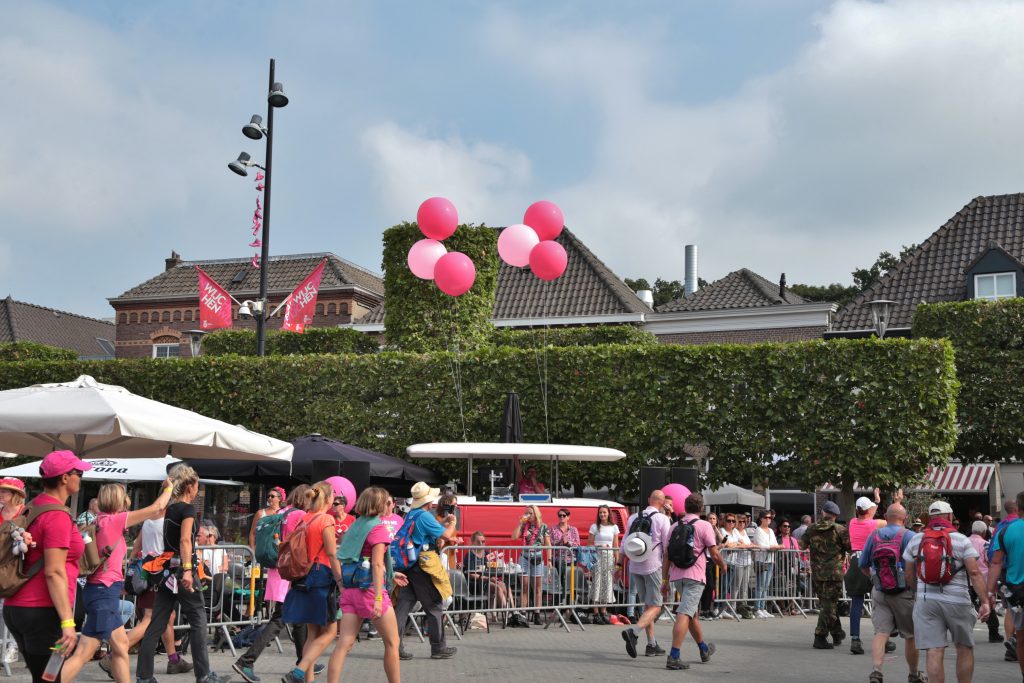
264, 568, 290, 603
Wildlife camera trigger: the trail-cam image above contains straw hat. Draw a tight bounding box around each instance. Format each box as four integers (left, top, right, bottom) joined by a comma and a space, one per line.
408, 482, 441, 509
0, 478, 24, 495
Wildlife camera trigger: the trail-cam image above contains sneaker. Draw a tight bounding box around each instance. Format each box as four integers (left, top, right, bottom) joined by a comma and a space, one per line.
430, 647, 457, 660
313, 664, 325, 676
907, 673, 926, 683
763, 610, 775, 618
1007, 650, 1019, 662
851, 638, 864, 655
399, 648, 413, 661
869, 672, 884, 683
665, 656, 690, 670
98, 655, 114, 681
367, 627, 379, 639
232, 665, 260, 683
199, 674, 231, 683
813, 635, 834, 650
885, 640, 897, 653
645, 643, 666, 657
989, 632, 1005, 643
699, 642, 716, 663
622, 629, 638, 659
281, 670, 304, 683
167, 659, 195, 675
1006, 638, 1019, 662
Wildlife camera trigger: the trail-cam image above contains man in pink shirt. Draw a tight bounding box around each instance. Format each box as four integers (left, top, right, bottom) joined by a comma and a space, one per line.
620, 490, 672, 659
663, 493, 727, 670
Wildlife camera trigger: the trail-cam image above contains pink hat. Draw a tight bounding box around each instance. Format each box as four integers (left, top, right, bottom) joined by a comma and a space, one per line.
0, 478, 25, 494
39, 450, 93, 478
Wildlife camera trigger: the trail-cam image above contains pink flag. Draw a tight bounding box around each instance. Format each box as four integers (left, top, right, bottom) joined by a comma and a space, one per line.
282, 259, 327, 333
196, 267, 233, 330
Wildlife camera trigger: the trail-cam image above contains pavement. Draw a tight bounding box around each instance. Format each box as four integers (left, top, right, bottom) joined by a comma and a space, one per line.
9, 614, 1016, 682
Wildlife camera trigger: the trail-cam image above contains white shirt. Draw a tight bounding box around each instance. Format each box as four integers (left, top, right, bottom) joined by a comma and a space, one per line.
903, 529, 979, 604
140, 518, 165, 556
753, 527, 778, 564
723, 527, 753, 566
590, 524, 618, 547
201, 547, 227, 574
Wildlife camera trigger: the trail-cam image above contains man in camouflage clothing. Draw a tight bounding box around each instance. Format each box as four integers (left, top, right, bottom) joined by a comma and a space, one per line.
800, 500, 852, 649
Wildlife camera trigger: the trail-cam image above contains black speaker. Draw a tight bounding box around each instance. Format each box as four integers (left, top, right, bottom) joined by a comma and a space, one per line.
640, 466, 668, 504
311, 459, 341, 484
339, 461, 371, 494
671, 467, 699, 494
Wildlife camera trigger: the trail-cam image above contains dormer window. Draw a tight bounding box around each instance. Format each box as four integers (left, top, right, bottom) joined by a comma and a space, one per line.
974, 272, 1016, 301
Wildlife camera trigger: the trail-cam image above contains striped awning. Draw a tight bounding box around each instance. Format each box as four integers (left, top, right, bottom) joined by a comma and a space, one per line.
819, 463, 996, 494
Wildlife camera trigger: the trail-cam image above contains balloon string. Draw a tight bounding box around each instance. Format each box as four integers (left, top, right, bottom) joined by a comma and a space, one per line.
433, 285, 468, 442
533, 279, 550, 444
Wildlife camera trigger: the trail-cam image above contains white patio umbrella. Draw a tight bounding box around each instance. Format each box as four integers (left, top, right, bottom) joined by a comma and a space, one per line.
0, 375, 292, 462
0, 455, 241, 486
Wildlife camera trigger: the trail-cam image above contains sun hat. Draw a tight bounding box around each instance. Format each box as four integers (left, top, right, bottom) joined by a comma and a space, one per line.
0, 478, 25, 494
855, 496, 876, 511
821, 501, 841, 516
622, 531, 654, 563
911, 518, 923, 527
39, 450, 92, 478
928, 500, 953, 515
408, 481, 441, 509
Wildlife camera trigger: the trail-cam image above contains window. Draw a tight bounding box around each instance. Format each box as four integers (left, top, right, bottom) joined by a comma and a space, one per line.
129, 312, 137, 323
974, 272, 1016, 301
152, 343, 181, 359
141, 312, 149, 323
118, 313, 127, 324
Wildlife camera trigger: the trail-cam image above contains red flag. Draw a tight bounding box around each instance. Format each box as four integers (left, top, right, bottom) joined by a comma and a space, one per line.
282, 259, 326, 333
196, 267, 233, 330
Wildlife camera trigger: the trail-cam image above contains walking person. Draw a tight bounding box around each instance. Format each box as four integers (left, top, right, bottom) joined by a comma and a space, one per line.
620, 489, 672, 659
1, 451, 89, 683
753, 510, 782, 619
0, 477, 26, 522
847, 496, 886, 655
588, 505, 619, 625
991, 496, 1020, 658
512, 504, 551, 625
987, 490, 1024, 680
59, 482, 172, 683
281, 482, 342, 683
903, 500, 991, 683
967, 520, 1002, 645
328, 487, 410, 683
800, 500, 851, 649
664, 493, 727, 671
135, 464, 232, 683
858, 504, 925, 683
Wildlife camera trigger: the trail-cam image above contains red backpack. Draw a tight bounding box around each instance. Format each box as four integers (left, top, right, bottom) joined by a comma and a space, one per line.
277, 513, 324, 582
915, 526, 962, 587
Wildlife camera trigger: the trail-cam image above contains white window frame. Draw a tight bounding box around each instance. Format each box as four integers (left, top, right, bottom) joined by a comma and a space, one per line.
974, 272, 1016, 301
152, 343, 181, 359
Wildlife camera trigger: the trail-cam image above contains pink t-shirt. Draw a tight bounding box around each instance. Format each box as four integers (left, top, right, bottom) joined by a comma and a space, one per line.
381, 514, 404, 541
361, 523, 393, 559
668, 514, 718, 582
7, 494, 85, 608
849, 517, 880, 551
89, 511, 129, 586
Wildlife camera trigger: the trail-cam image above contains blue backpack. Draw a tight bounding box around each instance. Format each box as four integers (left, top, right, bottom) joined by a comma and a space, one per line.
389, 510, 423, 571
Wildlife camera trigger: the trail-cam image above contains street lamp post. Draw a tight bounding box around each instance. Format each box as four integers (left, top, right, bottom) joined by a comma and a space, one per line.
868, 299, 896, 339
228, 58, 288, 356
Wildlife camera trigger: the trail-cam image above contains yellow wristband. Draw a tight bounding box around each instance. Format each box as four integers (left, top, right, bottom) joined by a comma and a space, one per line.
374, 594, 383, 602
60, 619, 75, 629
182, 564, 193, 570
164, 486, 173, 494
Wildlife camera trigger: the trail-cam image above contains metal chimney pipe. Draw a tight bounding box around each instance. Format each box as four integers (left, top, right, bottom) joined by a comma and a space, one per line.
636, 289, 654, 307
684, 244, 698, 296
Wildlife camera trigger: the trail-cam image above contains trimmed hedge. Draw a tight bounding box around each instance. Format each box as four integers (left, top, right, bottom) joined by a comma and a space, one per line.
0, 342, 77, 362
202, 328, 378, 356
913, 299, 1024, 349
0, 338, 957, 498
382, 223, 499, 352
489, 325, 657, 348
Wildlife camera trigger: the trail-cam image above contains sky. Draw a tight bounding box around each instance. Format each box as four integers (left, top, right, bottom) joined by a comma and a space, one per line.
3, 0, 1024, 319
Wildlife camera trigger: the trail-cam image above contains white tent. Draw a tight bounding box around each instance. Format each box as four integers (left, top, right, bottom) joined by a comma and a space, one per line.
0, 455, 241, 486
702, 483, 766, 508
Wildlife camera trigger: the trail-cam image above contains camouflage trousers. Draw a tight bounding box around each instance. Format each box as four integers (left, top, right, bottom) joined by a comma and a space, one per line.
812, 579, 845, 638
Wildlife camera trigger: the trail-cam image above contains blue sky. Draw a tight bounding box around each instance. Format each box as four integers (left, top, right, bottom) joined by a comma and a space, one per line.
3, 0, 1024, 319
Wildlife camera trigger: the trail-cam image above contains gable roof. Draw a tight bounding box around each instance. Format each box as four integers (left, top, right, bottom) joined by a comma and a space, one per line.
0, 296, 115, 359
355, 227, 650, 326
832, 193, 1024, 332
110, 252, 384, 304
656, 268, 807, 313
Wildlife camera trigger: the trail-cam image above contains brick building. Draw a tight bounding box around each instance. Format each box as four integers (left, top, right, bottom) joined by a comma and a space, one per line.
109, 251, 383, 358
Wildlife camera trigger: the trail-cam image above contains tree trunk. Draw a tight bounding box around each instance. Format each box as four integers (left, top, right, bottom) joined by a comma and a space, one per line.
837, 485, 856, 522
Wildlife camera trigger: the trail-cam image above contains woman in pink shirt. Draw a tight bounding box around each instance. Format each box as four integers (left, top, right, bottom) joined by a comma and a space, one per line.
846, 497, 885, 654
61, 481, 172, 683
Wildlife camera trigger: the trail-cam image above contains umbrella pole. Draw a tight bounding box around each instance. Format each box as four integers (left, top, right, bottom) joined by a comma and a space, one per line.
467, 457, 473, 496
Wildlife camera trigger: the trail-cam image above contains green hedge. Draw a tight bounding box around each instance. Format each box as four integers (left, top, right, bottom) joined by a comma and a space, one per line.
382, 223, 498, 352
489, 325, 657, 348
0, 338, 957, 498
913, 299, 1024, 349
202, 328, 378, 356
0, 342, 77, 362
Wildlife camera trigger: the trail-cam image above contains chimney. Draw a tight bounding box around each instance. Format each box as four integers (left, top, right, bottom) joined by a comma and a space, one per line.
779, 273, 786, 297
165, 250, 182, 271
684, 244, 699, 296
635, 289, 654, 308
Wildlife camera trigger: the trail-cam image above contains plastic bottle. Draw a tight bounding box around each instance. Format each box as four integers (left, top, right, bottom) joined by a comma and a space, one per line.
41, 644, 64, 682
360, 557, 371, 571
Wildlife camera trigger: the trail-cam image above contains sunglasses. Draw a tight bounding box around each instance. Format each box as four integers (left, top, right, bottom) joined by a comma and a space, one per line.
725, 519, 736, 523
333, 498, 345, 505
557, 513, 568, 518
781, 525, 790, 529
268, 493, 280, 498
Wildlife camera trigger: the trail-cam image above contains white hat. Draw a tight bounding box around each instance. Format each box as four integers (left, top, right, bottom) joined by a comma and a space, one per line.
928, 500, 953, 515
622, 532, 654, 563
855, 496, 876, 511
408, 482, 441, 509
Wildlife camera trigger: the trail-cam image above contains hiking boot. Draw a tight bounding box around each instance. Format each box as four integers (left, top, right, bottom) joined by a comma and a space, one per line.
622, 629, 639, 658
832, 631, 845, 647
885, 640, 897, 653
232, 664, 260, 683
645, 643, 666, 657
399, 648, 413, 661
868, 672, 883, 683
1007, 638, 1019, 662
430, 647, 457, 660
850, 638, 864, 655
907, 673, 926, 683
98, 655, 114, 681
700, 642, 716, 663
990, 632, 1005, 643
813, 635, 834, 649
167, 659, 194, 675
665, 656, 690, 670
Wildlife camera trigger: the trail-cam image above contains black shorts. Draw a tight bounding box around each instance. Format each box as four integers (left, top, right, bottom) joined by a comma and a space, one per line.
2, 605, 62, 656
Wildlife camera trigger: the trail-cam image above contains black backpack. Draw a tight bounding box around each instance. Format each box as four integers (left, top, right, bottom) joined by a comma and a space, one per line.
667, 520, 699, 569
628, 511, 655, 536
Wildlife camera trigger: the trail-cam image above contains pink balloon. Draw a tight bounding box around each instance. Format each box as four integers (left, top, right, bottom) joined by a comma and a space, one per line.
662, 483, 692, 508
523, 200, 564, 241
407, 239, 447, 279
528, 240, 567, 280
497, 224, 540, 268
417, 197, 459, 240
326, 476, 357, 514
433, 251, 476, 296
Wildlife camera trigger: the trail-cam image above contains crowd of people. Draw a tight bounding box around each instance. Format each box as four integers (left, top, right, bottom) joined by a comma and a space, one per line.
0, 451, 1022, 683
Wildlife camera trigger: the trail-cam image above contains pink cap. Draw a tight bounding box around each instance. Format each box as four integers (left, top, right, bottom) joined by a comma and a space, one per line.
0, 478, 25, 494
39, 450, 93, 478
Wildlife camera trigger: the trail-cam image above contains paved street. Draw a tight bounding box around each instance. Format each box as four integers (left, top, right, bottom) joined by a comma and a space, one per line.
14, 614, 1014, 682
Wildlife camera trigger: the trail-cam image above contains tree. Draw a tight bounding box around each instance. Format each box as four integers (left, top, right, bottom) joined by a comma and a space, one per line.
851, 245, 917, 292
788, 283, 859, 307
625, 277, 708, 307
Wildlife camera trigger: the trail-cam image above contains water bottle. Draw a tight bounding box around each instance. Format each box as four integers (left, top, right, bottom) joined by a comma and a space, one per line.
360, 557, 370, 571
405, 542, 418, 565
41, 644, 64, 682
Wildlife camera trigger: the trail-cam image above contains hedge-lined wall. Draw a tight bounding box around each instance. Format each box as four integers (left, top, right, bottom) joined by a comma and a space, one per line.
913, 299, 1024, 461
202, 328, 379, 356
0, 342, 77, 362
0, 338, 957, 497
489, 325, 657, 348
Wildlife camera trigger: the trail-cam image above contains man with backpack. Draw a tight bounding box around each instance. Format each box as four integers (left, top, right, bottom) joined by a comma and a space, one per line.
663, 493, 726, 671
987, 490, 1024, 681
991, 496, 1020, 660
903, 500, 991, 683
620, 489, 672, 659
800, 500, 851, 650
857, 504, 925, 683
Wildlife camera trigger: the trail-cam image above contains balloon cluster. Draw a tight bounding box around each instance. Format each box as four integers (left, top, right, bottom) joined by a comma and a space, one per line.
498, 200, 567, 280
407, 198, 477, 297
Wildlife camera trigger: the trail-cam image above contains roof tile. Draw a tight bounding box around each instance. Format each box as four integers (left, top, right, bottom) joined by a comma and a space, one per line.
656, 268, 807, 312
0, 296, 115, 359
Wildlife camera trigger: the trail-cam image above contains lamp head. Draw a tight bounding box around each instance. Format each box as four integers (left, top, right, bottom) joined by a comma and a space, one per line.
268, 82, 289, 108
238, 301, 252, 318
242, 114, 265, 140
228, 151, 251, 176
